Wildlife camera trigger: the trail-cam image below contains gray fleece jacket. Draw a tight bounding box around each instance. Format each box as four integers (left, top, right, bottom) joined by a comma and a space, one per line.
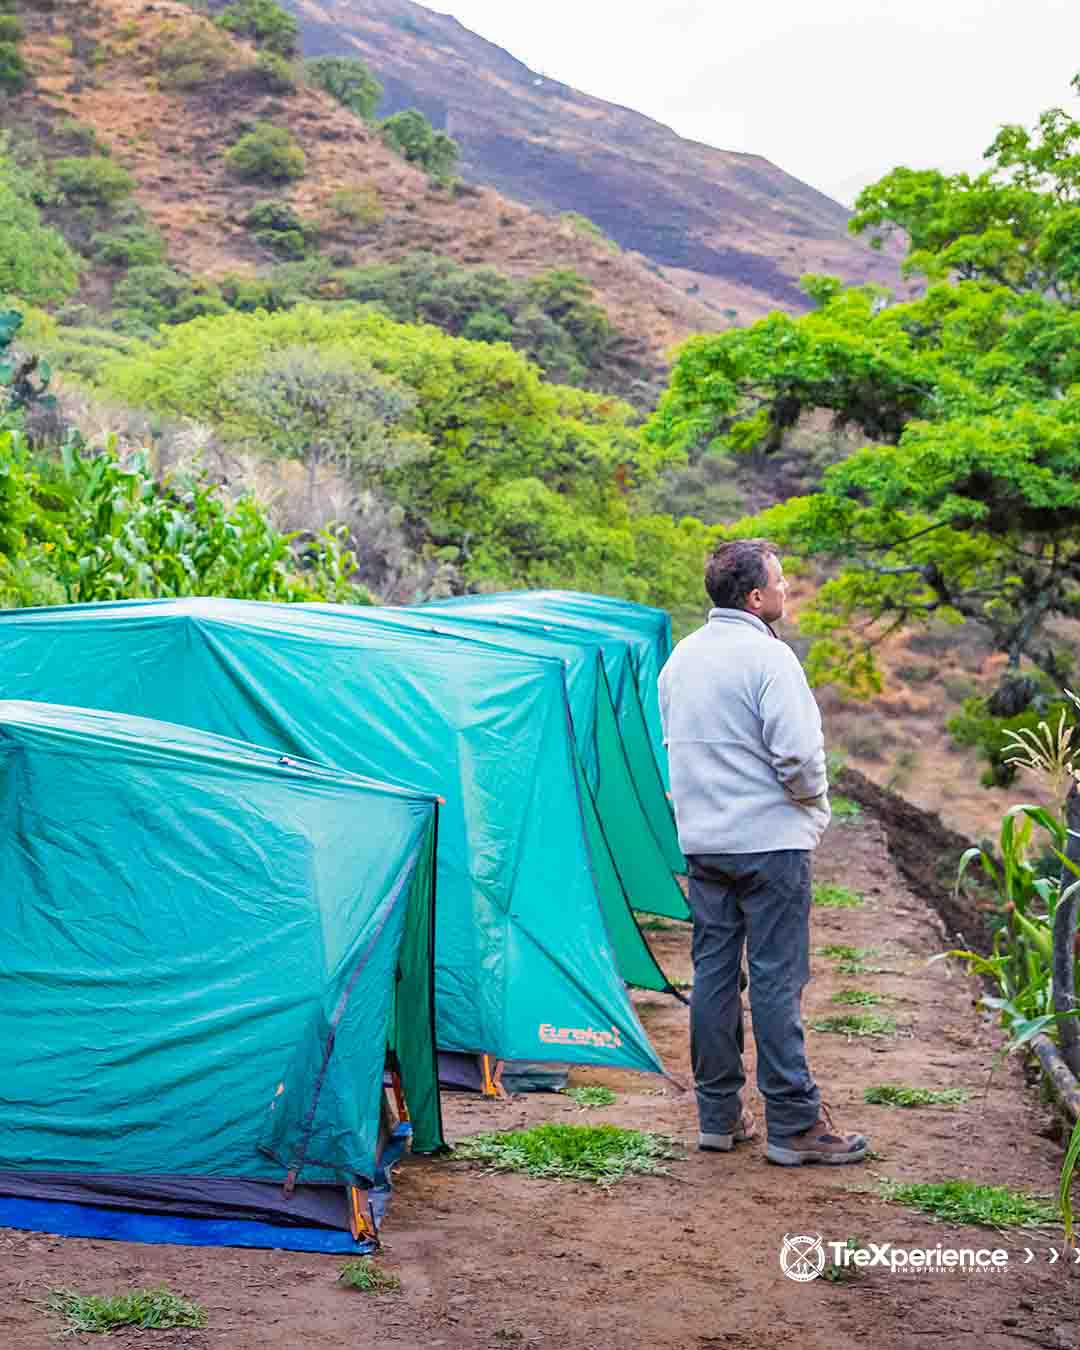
657, 608, 830, 854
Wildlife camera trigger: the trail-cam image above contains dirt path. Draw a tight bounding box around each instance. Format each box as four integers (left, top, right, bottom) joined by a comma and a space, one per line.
3, 810, 1079, 1350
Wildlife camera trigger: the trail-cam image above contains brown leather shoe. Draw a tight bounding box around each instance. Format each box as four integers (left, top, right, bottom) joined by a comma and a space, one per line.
699, 1100, 757, 1152
766, 1104, 867, 1166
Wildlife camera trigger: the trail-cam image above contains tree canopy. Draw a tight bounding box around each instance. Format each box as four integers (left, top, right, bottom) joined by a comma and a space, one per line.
305, 56, 382, 120
379, 109, 459, 182
100, 304, 706, 605
0, 139, 80, 306
647, 75, 1080, 695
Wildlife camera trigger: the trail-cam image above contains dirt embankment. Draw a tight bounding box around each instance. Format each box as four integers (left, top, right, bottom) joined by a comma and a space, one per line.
3, 806, 1079, 1350
836, 764, 998, 954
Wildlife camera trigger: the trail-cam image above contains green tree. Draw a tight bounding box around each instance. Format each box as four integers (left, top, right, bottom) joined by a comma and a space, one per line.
647, 74, 1080, 697
379, 109, 459, 182
52, 156, 134, 205
305, 55, 382, 119
224, 122, 305, 182
100, 305, 686, 598
0, 142, 80, 305
222, 345, 428, 511
217, 0, 297, 56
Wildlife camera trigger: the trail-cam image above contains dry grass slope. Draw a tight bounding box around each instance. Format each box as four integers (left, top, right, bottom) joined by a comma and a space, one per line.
8, 0, 722, 377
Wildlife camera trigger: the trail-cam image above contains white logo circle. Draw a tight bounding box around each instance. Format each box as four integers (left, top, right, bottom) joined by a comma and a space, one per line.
781, 1233, 825, 1282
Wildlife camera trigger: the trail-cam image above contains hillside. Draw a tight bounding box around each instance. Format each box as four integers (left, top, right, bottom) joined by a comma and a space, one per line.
4, 0, 725, 391
287, 0, 908, 320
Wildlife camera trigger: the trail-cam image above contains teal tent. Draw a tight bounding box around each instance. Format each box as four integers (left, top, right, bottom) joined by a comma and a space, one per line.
0, 700, 442, 1239
0, 600, 668, 1080
423, 592, 681, 864
304, 603, 688, 923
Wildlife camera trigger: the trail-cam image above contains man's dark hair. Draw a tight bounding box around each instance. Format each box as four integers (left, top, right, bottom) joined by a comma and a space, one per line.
705, 539, 780, 609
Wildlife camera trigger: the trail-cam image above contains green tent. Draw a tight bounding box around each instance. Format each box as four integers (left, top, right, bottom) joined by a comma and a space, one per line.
0, 700, 441, 1236
305, 603, 688, 923
0, 599, 668, 1080
423, 592, 682, 864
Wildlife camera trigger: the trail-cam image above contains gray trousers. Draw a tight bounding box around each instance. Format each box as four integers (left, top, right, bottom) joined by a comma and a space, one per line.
687, 850, 821, 1141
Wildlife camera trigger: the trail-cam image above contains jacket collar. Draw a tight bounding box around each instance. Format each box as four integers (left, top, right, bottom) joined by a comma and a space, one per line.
707, 608, 778, 639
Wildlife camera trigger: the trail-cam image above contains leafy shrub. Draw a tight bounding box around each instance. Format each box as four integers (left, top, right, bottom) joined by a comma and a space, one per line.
379, 109, 458, 181
222, 344, 426, 497
244, 200, 313, 259
158, 22, 237, 89
0, 15, 22, 41
52, 156, 134, 205
92, 223, 166, 267
947, 695, 1074, 788
327, 185, 383, 227
224, 122, 305, 182
525, 270, 611, 367
0, 40, 26, 94
254, 49, 295, 93
34, 325, 137, 382
218, 0, 297, 56
306, 55, 382, 119
58, 117, 105, 152
0, 146, 81, 304
112, 266, 226, 332
218, 272, 293, 313
562, 211, 619, 252
462, 307, 513, 343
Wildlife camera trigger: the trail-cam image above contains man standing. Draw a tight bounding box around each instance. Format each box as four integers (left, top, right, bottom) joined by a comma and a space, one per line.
658, 539, 867, 1166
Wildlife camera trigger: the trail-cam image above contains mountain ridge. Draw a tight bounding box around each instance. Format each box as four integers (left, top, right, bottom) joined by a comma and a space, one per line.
5, 0, 728, 393
287, 0, 907, 318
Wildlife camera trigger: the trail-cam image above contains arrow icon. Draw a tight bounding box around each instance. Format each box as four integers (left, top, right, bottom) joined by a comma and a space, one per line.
1049, 1249, 1059, 1264
1074, 1249, 1080, 1265
1023, 1249, 1035, 1263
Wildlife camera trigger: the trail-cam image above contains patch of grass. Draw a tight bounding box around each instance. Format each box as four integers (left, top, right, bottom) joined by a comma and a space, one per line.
816, 944, 879, 961
831, 989, 887, 1006
865, 1084, 970, 1108
837, 961, 887, 976
45, 1287, 207, 1335
830, 796, 864, 824
812, 883, 864, 909
880, 1179, 1058, 1227
455, 1123, 680, 1188
338, 1258, 401, 1293
564, 1085, 616, 1109
821, 1236, 869, 1282
810, 1013, 897, 1037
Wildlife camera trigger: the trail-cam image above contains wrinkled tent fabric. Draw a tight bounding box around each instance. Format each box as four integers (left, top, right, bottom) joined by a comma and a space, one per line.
0, 700, 442, 1238
0, 600, 665, 1078
422, 592, 682, 867
303, 603, 688, 923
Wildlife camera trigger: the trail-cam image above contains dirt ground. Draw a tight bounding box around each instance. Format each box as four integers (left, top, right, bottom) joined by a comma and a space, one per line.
3, 805, 1080, 1350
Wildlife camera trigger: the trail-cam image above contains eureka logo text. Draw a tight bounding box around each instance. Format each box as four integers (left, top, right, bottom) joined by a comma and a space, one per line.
539, 1023, 624, 1049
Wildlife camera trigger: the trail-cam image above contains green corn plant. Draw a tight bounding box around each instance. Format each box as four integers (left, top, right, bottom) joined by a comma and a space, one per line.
949, 803, 1071, 1034
1061, 1115, 1080, 1249
18, 434, 369, 605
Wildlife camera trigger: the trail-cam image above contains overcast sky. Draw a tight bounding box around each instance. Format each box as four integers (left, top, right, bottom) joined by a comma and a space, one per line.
428, 0, 1079, 205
